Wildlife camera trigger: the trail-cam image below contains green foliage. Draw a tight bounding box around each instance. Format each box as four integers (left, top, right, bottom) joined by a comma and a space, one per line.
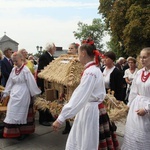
73, 18, 106, 50
34, 50, 45, 58
98, 0, 150, 57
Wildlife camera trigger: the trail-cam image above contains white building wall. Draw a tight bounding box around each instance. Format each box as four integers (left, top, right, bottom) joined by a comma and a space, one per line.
0, 41, 18, 52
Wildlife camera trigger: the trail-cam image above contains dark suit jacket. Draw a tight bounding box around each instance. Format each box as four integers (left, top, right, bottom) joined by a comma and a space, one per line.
101, 67, 123, 100
37, 51, 54, 71
1, 57, 14, 86
37, 51, 54, 93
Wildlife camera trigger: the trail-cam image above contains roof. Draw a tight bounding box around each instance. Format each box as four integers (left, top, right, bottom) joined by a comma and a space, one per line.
38, 54, 84, 87
0, 35, 18, 44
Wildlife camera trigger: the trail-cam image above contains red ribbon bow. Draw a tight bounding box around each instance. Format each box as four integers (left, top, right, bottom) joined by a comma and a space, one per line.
93, 50, 105, 65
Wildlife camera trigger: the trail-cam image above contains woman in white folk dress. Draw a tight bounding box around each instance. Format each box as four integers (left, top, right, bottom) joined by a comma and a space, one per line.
123, 57, 138, 103
53, 43, 106, 150
62, 42, 79, 135
1, 52, 41, 140
121, 47, 150, 150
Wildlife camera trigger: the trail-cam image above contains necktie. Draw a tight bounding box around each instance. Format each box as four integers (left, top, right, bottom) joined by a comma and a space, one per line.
9, 59, 12, 66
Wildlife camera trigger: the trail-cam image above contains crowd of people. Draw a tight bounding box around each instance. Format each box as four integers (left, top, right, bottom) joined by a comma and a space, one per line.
0, 41, 149, 149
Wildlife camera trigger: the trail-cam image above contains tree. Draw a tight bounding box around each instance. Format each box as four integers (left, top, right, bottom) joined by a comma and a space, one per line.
98, 0, 150, 57
73, 18, 106, 50
34, 50, 44, 58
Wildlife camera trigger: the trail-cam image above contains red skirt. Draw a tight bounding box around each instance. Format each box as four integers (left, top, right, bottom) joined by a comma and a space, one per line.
3, 100, 35, 138
99, 103, 119, 150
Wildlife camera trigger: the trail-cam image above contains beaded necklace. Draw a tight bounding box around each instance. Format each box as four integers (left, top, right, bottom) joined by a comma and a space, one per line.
141, 70, 150, 82
15, 64, 25, 75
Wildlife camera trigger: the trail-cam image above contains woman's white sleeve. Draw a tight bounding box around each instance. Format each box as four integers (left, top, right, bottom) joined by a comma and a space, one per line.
57, 72, 98, 123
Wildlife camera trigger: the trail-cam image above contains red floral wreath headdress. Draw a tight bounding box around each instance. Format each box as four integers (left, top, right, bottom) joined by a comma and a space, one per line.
82, 38, 105, 65
82, 39, 94, 45
75, 43, 80, 47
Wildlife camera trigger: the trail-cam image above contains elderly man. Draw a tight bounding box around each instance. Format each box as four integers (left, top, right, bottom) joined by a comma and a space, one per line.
116, 57, 129, 102
37, 43, 56, 93
37, 42, 56, 126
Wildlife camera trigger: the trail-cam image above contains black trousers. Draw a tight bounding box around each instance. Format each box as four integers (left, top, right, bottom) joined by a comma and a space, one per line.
37, 78, 44, 94
38, 108, 55, 123
0, 123, 4, 138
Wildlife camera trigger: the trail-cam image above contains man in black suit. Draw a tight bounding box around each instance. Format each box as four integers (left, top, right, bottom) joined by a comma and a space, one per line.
115, 57, 128, 102
37, 43, 56, 94
37, 43, 56, 126
1, 48, 13, 86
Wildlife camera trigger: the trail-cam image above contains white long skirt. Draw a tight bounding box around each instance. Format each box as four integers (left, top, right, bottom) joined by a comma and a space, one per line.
65, 102, 99, 150
121, 95, 150, 150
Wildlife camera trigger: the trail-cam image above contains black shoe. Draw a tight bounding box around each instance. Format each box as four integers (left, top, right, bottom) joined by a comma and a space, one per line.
39, 121, 51, 126
62, 128, 71, 134
50, 118, 56, 122
17, 134, 29, 141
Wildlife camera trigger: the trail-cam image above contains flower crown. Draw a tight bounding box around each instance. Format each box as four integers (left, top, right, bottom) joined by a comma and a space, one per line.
82, 38, 104, 58
75, 43, 80, 47
82, 39, 94, 45
82, 38, 105, 65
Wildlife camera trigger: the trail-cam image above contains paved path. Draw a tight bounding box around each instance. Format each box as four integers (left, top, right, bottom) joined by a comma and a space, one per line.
0, 114, 125, 150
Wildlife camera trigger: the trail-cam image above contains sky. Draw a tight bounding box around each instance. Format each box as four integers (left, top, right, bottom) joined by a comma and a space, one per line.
0, 0, 110, 54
